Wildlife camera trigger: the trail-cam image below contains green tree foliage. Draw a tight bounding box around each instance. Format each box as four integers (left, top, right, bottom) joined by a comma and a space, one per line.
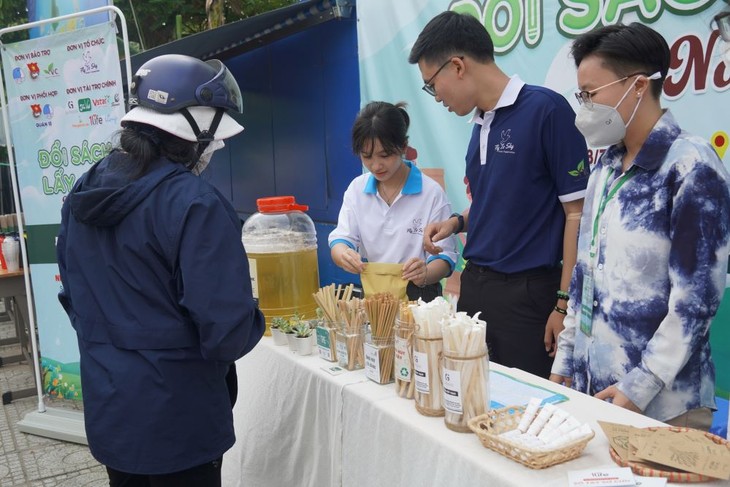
0, 0, 30, 42
0, 0, 296, 49
114, 0, 296, 50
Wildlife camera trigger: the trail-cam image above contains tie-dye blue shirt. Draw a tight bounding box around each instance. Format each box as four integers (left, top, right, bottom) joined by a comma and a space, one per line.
552, 110, 730, 422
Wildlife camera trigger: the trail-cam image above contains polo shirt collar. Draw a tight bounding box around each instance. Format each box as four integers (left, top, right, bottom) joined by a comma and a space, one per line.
364, 160, 422, 195
603, 109, 681, 172
469, 75, 525, 125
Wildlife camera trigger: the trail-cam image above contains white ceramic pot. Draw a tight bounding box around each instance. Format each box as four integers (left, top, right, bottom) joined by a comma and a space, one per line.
271, 328, 288, 346
297, 336, 313, 356
286, 333, 298, 352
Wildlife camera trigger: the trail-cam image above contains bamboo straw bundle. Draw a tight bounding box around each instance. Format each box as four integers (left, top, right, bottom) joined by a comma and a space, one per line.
365, 293, 399, 338
312, 284, 354, 362
312, 283, 354, 323
335, 298, 366, 370
442, 312, 489, 432
411, 297, 453, 416
363, 293, 399, 383
395, 301, 417, 398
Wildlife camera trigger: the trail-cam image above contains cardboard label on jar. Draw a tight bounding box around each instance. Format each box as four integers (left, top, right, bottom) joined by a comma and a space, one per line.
316, 327, 333, 361
364, 343, 380, 382
442, 367, 463, 413
394, 336, 411, 382
413, 351, 429, 393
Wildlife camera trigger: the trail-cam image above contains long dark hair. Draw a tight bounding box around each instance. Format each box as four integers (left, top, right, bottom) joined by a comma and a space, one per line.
351, 101, 410, 158
118, 122, 198, 178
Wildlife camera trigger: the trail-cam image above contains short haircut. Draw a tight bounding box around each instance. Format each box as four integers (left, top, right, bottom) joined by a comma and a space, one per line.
571, 23, 669, 98
352, 101, 410, 157
408, 11, 494, 65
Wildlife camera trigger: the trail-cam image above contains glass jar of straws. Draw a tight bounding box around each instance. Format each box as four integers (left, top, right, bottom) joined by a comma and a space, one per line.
335, 300, 367, 371
363, 293, 399, 384
312, 284, 355, 362
394, 302, 417, 398
442, 312, 490, 432
411, 297, 453, 417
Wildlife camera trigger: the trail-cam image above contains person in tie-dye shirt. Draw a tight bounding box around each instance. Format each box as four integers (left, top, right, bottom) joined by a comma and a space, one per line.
550, 23, 730, 430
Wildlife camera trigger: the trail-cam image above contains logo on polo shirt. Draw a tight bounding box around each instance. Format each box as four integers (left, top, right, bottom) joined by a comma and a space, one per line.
494, 129, 515, 154
407, 218, 423, 235
568, 159, 589, 177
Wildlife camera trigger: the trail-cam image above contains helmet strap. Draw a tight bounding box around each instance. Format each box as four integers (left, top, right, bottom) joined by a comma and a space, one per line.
179, 107, 225, 157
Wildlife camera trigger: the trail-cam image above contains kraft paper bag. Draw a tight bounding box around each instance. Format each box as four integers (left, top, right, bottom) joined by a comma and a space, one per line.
361, 262, 408, 300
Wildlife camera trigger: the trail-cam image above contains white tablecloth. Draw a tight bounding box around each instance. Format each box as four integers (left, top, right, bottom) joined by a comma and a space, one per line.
223, 338, 729, 487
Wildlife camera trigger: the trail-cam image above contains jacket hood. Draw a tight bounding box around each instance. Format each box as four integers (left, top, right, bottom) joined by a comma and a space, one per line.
68, 151, 185, 227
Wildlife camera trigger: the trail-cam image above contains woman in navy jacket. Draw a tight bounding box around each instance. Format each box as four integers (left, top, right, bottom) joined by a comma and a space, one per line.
56, 54, 264, 486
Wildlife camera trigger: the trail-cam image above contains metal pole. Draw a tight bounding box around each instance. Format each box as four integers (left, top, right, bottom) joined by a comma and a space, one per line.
0, 5, 132, 414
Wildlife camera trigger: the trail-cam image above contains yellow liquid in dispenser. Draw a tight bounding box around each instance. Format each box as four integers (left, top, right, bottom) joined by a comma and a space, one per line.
247, 248, 319, 335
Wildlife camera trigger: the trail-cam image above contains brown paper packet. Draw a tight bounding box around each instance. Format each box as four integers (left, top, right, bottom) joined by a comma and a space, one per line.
361, 262, 408, 300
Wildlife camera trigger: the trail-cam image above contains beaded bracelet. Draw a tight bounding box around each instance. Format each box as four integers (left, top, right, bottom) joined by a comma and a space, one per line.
553, 305, 567, 315
556, 290, 569, 301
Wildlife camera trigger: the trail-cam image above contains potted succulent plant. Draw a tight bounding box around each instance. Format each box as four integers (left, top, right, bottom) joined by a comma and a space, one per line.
270, 317, 288, 346
280, 317, 297, 352
294, 321, 314, 355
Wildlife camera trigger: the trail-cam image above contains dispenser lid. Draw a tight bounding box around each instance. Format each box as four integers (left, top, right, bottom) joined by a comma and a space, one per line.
256, 196, 309, 213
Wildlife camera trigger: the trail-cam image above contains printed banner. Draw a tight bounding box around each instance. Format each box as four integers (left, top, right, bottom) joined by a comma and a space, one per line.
1, 21, 125, 399
357, 0, 730, 434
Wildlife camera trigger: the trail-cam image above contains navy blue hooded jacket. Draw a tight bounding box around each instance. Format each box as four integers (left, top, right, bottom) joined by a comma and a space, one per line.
57, 151, 264, 474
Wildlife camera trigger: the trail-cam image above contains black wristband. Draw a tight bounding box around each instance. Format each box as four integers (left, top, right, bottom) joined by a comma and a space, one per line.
449, 213, 464, 234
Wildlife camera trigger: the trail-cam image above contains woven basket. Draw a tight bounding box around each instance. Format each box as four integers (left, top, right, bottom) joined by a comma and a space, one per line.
467, 406, 595, 469
609, 426, 730, 483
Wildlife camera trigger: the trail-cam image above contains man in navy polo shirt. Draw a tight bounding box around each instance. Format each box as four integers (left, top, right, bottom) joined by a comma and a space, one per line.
409, 11, 588, 379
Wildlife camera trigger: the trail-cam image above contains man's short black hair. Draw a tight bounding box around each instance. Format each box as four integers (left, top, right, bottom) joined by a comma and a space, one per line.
408, 11, 494, 65
571, 23, 669, 99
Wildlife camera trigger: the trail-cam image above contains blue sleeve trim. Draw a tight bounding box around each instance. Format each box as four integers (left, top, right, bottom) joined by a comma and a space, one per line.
427, 254, 456, 275
329, 239, 356, 250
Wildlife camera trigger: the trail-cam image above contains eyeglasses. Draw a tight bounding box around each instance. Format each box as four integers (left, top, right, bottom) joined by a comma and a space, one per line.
422, 56, 463, 96
574, 72, 649, 108
715, 11, 730, 42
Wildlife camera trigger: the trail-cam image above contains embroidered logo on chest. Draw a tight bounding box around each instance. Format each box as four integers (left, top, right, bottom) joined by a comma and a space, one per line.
494, 129, 515, 154
406, 218, 424, 235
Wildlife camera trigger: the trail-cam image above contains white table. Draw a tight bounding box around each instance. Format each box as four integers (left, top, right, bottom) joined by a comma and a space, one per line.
223, 338, 729, 487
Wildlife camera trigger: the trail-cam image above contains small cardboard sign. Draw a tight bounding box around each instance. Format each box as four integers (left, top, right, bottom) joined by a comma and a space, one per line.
634, 429, 730, 480
599, 421, 730, 481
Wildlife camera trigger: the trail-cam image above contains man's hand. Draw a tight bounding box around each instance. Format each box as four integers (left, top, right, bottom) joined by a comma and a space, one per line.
549, 374, 572, 388
595, 385, 642, 413
544, 310, 565, 357
423, 218, 458, 255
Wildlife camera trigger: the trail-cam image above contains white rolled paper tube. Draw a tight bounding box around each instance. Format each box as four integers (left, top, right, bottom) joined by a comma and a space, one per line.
537, 408, 569, 442
526, 403, 556, 436
499, 429, 522, 439
514, 434, 544, 448
556, 416, 581, 436
517, 398, 542, 433
548, 423, 592, 448
540, 417, 577, 445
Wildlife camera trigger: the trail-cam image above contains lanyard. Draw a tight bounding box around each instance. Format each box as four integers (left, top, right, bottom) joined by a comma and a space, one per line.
589, 166, 637, 259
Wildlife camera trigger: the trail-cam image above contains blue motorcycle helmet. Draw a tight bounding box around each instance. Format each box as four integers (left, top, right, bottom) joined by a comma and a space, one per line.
121, 54, 244, 147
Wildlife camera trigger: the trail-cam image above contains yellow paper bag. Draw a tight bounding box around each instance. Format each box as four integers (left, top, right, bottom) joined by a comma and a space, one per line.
361, 262, 408, 300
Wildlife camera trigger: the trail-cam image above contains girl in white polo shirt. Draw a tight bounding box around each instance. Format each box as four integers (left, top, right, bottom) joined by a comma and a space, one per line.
329, 101, 458, 301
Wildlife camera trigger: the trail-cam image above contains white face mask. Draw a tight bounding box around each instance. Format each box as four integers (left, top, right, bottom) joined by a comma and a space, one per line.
575, 79, 641, 148
191, 139, 225, 175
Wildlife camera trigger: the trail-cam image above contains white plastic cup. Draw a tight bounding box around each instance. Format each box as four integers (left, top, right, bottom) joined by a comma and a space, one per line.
2, 237, 19, 272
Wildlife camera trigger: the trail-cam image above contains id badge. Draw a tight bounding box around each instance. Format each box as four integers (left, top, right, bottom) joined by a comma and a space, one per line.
580, 274, 594, 336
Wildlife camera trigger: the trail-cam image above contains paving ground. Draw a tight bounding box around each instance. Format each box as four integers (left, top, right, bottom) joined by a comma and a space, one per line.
0, 303, 107, 487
